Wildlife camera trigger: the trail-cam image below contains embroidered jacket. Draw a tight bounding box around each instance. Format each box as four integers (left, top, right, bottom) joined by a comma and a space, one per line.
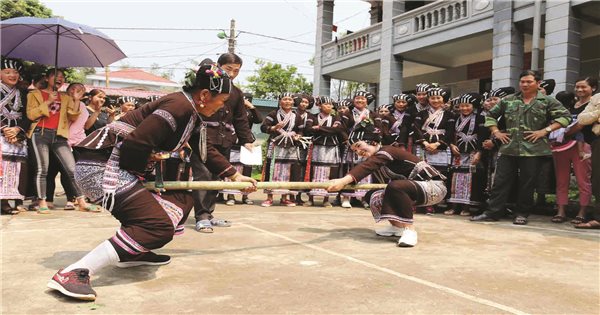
413, 108, 456, 149
76, 92, 235, 178
261, 109, 304, 147
309, 113, 346, 146
453, 113, 487, 153
348, 146, 444, 184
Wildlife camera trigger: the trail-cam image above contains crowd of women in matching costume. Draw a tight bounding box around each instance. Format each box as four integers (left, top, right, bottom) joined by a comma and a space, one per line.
2, 53, 599, 301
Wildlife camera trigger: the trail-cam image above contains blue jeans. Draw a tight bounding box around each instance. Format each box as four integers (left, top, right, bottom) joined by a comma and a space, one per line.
31, 128, 83, 200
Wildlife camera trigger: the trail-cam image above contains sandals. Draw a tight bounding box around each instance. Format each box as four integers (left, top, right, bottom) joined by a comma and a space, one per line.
513, 216, 528, 225
574, 220, 600, 229
459, 210, 471, 216
37, 207, 51, 214
242, 198, 254, 205
1, 206, 19, 215
195, 220, 213, 233
210, 218, 232, 227
551, 215, 567, 223
571, 216, 585, 225
64, 202, 76, 211
261, 200, 273, 207
79, 204, 102, 212
443, 209, 456, 215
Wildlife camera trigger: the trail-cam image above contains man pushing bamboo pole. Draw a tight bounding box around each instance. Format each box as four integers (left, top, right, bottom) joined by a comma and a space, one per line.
145, 181, 388, 191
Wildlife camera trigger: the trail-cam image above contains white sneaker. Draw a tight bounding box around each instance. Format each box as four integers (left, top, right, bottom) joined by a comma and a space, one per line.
375, 225, 404, 237
341, 200, 352, 208
225, 199, 235, 206
397, 229, 418, 247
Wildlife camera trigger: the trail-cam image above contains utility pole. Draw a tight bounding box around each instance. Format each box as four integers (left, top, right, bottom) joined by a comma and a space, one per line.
105, 66, 109, 88
228, 19, 236, 54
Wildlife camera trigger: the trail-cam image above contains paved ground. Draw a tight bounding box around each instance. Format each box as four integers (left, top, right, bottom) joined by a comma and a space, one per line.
1, 194, 599, 314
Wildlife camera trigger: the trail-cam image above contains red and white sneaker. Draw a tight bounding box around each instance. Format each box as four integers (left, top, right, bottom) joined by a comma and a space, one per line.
47, 268, 97, 301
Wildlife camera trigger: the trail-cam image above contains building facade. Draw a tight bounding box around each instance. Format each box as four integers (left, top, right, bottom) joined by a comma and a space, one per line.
313, 0, 600, 104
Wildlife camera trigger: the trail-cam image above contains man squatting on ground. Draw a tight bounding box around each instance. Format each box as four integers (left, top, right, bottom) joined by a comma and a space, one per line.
327, 122, 447, 247
46, 60, 257, 301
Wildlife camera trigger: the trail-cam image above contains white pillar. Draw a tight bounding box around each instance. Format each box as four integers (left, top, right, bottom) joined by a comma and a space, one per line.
378, 0, 405, 105
313, 0, 334, 96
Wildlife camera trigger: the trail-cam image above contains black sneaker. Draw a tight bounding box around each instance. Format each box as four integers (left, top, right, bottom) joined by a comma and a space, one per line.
47, 268, 97, 301
116, 251, 171, 268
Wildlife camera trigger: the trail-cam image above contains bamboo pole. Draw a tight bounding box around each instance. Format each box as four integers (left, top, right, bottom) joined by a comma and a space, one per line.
145, 181, 387, 191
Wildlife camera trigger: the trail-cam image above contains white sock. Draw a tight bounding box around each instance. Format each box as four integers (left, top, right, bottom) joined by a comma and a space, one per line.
63, 240, 119, 275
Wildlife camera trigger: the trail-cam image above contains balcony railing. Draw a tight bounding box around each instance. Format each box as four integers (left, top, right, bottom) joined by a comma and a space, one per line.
321, 23, 382, 65
413, 1, 469, 32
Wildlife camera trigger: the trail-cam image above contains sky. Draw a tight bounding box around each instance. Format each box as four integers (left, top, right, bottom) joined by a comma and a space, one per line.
40, 0, 372, 86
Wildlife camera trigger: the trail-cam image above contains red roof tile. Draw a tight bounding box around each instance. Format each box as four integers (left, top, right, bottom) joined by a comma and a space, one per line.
95, 68, 176, 84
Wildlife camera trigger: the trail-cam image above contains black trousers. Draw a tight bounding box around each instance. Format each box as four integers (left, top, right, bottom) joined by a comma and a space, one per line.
191, 145, 230, 222
485, 155, 543, 219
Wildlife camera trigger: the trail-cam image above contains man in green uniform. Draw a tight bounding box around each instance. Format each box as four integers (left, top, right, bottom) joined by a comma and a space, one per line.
471, 70, 571, 225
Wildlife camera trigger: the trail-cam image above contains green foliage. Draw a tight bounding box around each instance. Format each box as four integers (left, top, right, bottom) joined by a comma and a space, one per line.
64, 67, 95, 84
332, 79, 368, 100
0, 0, 53, 20
150, 62, 174, 81
246, 59, 313, 98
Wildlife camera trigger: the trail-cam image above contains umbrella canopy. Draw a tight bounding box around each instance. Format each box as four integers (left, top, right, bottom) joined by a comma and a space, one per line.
0, 16, 126, 68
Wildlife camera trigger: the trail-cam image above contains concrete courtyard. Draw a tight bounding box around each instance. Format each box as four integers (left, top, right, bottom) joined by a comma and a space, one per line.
1, 195, 599, 314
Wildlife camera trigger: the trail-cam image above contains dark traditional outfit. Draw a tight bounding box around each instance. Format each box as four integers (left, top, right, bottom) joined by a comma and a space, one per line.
386, 94, 416, 148
0, 81, 28, 200
261, 106, 304, 195
75, 91, 235, 255
308, 110, 345, 197
350, 146, 446, 224
413, 107, 456, 173
448, 94, 487, 206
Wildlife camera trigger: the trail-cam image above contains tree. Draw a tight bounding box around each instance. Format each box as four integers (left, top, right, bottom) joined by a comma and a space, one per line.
246, 59, 313, 98
331, 79, 368, 100
1, 0, 53, 20
149, 62, 174, 81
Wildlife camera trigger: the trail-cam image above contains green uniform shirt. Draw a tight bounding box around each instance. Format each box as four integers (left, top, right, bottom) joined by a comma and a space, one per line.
484, 91, 571, 156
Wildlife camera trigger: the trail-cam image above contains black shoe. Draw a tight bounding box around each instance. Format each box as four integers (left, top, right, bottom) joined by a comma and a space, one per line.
470, 213, 498, 222
116, 251, 171, 268
47, 268, 97, 301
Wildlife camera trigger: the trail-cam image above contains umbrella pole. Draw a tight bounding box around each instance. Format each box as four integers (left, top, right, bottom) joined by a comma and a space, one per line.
53, 24, 60, 91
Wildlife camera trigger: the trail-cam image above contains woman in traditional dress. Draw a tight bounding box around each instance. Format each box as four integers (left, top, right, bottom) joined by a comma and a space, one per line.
327, 122, 446, 247
47, 60, 256, 301
0, 58, 29, 215
386, 93, 417, 149
292, 93, 315, 206
260, 93, 304, 207
114, 96, 137, 121
307, 96, 345, 207
445, 93, 488, 216
340, 91, 380, 209
413, 87, 455, 214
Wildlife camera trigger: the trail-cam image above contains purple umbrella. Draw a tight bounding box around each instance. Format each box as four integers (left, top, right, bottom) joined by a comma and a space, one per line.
1, 16, 126, 68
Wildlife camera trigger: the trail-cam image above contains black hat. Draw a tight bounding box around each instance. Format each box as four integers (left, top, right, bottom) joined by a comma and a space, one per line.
294, 93, 315, 109
377, 103, 393, 111
118, 96, 138, 105
279, 92, 294, 100
451, 93, 483, 108
427, 87, 451, 103
540, 79, 556, 95
353, 91, 375, 105
315, 96, 333, 106
487, 86, 515, 98
1, 58, 23, 72
348, 121, 381, 145
392, 93, 417, 107
415, 83, 431, 92
336, 98, 352, 110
